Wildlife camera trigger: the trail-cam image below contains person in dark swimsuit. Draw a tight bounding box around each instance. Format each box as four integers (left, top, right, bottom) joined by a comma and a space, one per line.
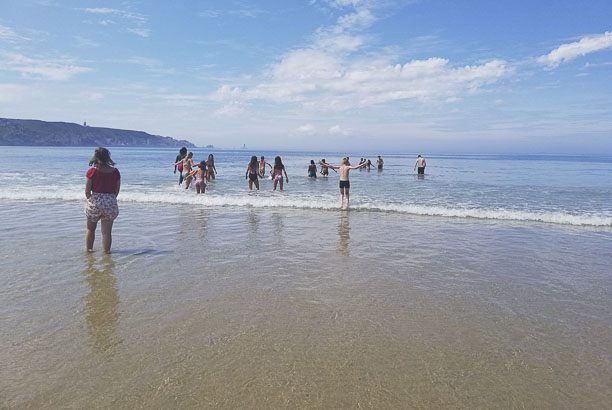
321, 157, 366, 208
174, 147, 187, 185
308, 160, 317, 178
206, 154, 217, 181
414, 154, 426, 175
319, 159, 336, 176
376, 155, 384, 170
245, 156, 260, 190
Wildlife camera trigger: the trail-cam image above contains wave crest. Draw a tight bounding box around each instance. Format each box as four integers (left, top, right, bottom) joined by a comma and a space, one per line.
1, 190, 610, 227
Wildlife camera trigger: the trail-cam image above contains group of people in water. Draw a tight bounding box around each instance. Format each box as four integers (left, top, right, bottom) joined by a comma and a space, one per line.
172, 149, 427, 205
173, 147, 217, 193
83, 146, 426, 253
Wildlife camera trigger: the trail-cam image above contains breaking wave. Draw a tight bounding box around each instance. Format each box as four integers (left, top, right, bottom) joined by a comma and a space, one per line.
1, 188, 611, 227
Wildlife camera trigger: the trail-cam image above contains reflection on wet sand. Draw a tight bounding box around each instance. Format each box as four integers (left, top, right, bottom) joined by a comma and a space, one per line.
82, 253, 121, 355
247, 209, 260, 235
337, 211, 350, 256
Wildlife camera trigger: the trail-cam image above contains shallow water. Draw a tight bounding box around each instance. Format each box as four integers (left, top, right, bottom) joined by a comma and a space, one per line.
1, 202, 611, 408
1, 148, 611, 408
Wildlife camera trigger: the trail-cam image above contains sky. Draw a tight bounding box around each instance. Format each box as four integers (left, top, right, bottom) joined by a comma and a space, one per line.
1, 0, 611, 153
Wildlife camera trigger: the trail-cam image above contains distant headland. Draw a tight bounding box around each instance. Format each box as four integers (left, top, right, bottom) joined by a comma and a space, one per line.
0, 118, 196, 148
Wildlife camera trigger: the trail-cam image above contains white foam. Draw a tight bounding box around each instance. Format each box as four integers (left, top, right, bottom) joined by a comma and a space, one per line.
1, 189, 610, 227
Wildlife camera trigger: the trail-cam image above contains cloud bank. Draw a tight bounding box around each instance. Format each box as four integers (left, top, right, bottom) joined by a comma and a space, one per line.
214, 2, 508, 113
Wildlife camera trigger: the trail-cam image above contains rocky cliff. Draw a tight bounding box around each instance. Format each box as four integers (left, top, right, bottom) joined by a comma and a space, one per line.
0, 118, 196, 147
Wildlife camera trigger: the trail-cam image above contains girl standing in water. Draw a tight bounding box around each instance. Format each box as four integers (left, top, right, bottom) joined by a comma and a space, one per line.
174, 152, 197, 189
245, 156, 260, 190
85, 147, 121, 253
194, 161, 207, 194
308, 160, 317, 178
206, 154, 217, 181
272, 156, 289, 191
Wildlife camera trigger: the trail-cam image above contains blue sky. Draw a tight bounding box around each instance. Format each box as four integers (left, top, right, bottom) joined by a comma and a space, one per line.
1, 0, 611, 153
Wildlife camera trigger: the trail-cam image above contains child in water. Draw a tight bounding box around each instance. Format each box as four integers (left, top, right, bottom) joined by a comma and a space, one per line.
245, 156, 260, 190
272, 156, 289, 191
259, 156, 271, 178
319, 159, 337, 176
194, 161, 207, 194
308, 160, 317, 178
206, 154, 217, 181
85, 147, 120, 253
320, 157, 366, 208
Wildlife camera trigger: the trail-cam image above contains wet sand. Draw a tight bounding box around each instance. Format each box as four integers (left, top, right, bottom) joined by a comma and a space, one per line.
1, 202, 611, 408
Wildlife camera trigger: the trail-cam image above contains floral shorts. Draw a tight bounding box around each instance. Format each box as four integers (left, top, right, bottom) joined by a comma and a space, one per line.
85, 192, 119, 222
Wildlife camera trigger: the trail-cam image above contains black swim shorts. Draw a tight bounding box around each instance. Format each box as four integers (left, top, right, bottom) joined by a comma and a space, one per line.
339, 180, 350, 189
418, 167, 425, 174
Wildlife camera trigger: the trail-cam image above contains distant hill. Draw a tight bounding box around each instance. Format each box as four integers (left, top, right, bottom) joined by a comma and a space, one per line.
0, 118, 196, 148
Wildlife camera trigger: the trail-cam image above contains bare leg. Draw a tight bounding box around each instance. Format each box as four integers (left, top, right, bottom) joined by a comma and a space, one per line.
345, 187, 350, 208
101, 219, 114, 253
248, 179, 253, 190
86, 218, 98, 251
254, 179, 260, 190
185, 176, 192, 189
279, 178, 284, 191
196, 183, 201, 193
273, 178, 278, 191
339, 187, 345, 207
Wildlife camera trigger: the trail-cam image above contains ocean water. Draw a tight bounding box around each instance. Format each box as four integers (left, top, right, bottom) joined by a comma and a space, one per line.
1, 146, 611, 408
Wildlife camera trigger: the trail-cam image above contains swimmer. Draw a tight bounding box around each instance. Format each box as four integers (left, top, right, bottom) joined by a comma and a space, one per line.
245, 155, 260, 190
321, 157, 366, 208
308, 160, 317, 178
272, 156, 289, 191
194, 161, 207, 194
259, 156, 272, 178
414, 154, 426, 175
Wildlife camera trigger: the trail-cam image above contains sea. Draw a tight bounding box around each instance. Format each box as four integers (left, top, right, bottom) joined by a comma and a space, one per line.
1, 146, 611, 409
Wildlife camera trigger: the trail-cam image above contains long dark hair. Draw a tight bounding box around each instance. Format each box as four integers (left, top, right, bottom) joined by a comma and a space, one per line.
249, 155, 258, 171
89, 147, 115, 167
179, 147, 187, 155
274, 156, 284, 170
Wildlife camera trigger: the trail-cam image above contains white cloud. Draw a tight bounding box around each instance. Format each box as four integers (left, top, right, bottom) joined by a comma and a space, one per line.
0, 25, 27, 42
233, 52, 507, 111
296, 123, 315, 133
0, 52, 91, 81
198, 6, 267, 19
538, 31, 612, 68
83, 8, 147, 24
213, 1, 507, 112
82, 7, 149, 36
127, 28, 151, 38
214, 102, 245, 116
73, 36, 100, 48
329, 124, 350, 135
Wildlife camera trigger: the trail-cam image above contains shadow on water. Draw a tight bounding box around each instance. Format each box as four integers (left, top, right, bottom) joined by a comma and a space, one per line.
81, 253, 122, 356
109, 249, 172, 256
337, 210, 350, 256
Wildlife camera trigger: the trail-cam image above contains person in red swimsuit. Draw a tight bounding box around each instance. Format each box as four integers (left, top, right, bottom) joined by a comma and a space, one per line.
84, 147, 121, 253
